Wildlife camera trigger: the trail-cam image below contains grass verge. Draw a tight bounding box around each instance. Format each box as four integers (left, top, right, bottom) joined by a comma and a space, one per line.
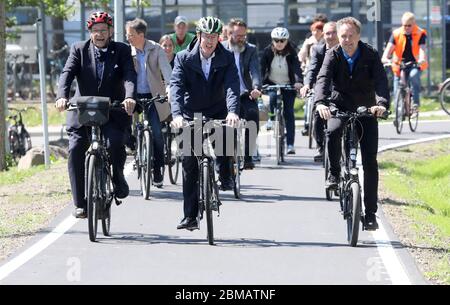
379, 138, 450, 285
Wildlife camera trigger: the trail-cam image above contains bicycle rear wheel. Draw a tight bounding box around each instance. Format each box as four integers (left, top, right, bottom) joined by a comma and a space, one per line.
86, 154, 98, 242
168, 131, 180, 184
439, 81, 450, 115
140, 130, 153, 199
347, 182, 361, 247
202, 160, 214, 245
394, 90, 404, 134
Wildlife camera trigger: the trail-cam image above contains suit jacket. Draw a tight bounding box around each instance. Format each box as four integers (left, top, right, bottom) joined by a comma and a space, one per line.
221, 41, 262, 91
130, 39, 172, 97
57, 40, 137, 129
304, 43, 327, 88
314, 41, 390, 112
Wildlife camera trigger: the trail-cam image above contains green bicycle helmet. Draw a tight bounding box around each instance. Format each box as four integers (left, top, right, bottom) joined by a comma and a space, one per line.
196, 16, 223, 34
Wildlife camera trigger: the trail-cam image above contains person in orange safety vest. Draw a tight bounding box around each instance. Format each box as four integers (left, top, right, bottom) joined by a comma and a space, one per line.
382, 12, 427, 110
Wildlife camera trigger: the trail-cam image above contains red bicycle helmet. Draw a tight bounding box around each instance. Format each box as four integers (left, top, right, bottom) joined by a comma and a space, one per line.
87, 11, 113, 29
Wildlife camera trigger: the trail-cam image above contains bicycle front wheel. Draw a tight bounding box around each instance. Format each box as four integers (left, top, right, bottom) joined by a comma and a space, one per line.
233, 157, 241, 199
307, 103, 314, 149
394, 90, 404, 134
101, 167, 112, 237
86, 154, 98, 242
408, 107, 419, 132
140, 130, 153, 199
168, 131, 180, 184
202, 161, 214, 245
324, 144, 333, 201
439, 81, 450, 115
347, 182, 361, 247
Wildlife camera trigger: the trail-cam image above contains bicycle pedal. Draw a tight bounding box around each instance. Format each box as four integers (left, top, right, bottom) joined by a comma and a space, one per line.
114, 197, 122, 206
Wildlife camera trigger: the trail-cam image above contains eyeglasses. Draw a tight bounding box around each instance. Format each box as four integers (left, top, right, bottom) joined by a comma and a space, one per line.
233, 34, 247, 39
402, 24, 413, 28
91, 29, 109, 35
201, 33, 219, 41
273, 39, 286, 43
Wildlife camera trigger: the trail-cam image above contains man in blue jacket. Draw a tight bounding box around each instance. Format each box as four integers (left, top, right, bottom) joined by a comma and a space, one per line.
170, 16, 240, 230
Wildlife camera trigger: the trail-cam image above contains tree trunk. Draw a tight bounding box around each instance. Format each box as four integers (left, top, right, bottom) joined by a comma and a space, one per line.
0, 0, 7, 171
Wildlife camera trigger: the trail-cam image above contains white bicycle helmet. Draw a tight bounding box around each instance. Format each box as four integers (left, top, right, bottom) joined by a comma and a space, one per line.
271, 27, 289, 40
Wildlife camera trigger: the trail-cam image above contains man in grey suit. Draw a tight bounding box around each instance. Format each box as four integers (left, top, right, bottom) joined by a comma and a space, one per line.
222, 18, 262, 169
55, 11, 136, 218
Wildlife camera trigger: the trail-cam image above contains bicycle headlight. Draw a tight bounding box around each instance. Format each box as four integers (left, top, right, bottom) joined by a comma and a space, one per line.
350, 168, 359, 176
92, 141, 99, 150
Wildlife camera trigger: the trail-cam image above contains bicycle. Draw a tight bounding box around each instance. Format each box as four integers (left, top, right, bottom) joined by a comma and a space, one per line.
67, 97, 123, 242
7, 107, 33, 163
48, 44, 69, 99
438, 77, 450, 115
181, 118, 235, 245
133, 96, 156, 199
326, 106, 388, 247
261, 84, 297, 165
390, 61, 419, 134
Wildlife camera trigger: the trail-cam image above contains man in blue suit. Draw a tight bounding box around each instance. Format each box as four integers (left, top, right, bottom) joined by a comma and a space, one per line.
55, 11, 137, 218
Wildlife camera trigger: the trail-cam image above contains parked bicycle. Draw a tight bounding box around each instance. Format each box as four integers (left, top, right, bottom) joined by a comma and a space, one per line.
325, 106, 388, 247
261, 84, 297, 165
67, 97, 123, 242
438, 77, 450, 115
7, 107, 33, 163
389, 61, 419, 134
48, 44, 69, 99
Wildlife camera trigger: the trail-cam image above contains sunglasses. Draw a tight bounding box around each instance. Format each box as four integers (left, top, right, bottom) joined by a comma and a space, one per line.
273, 39, 287, 43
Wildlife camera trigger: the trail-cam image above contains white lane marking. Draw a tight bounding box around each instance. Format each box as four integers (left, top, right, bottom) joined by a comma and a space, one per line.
0, 216, 78, 281
0, 161, 135, 281
359, 135, 450, 284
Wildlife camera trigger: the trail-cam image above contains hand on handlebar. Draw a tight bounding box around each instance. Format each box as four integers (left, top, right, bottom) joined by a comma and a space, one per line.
300, 85, 310, 98
316, 104, 332, 120
226, 112, 240, 127
171, 115, 185, 129
250, 88, 262, 100
122, 98, 136, 116
370, 105, 387, 118
55, 98, 68, 112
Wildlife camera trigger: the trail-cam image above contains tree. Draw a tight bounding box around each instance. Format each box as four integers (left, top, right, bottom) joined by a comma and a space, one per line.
0, 0, 111, 171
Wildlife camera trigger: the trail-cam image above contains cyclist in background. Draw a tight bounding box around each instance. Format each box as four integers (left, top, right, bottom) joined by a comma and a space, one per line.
126, 18, 172, 188
170, 15, 196, 54
300, 21, 339, 162
314, 17, 389, 230
381, 12, 427, 111
260, 27, 303, 155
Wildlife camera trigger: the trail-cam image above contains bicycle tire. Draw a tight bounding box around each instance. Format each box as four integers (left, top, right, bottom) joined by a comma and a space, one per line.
409, 109, 419, 132
101, 167, 112, 237
324, 144, 333, 201
140, 130, 152, 200
202, 160, 214, 245
233, 156, 241, 199
8, 129, 20, 163
168, 131, 180, 184
394, 89, 404, 134
87, 154, 98, 242
307, 100, 314, 149
21, 128, 32, 153
439, 81, 450, 115
347, 182, 361, 247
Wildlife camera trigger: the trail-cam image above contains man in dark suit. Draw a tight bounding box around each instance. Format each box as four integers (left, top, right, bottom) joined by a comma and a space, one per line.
300, 21, 338, 162
314, 17, 389, 230
222, 18, 262, 170
55, 11, 137, 218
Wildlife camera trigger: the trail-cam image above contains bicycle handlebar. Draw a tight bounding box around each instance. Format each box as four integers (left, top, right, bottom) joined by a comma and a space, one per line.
330, 106, 390, 120
261, 84, 297, 92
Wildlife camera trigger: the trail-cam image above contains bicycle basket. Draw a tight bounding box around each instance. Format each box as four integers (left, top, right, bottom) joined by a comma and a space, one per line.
76, 96, 111, 126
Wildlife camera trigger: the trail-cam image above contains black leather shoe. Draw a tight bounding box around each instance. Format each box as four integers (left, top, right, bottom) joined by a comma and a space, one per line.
313, 149, 324, 162
365, 213, 379, 231
72, 208, 87, 219
113, 170, 129, 199
325, 174, 339, 189
177, 217, 199, 231
220, 177, 234, 191
153, 167, 163, 188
